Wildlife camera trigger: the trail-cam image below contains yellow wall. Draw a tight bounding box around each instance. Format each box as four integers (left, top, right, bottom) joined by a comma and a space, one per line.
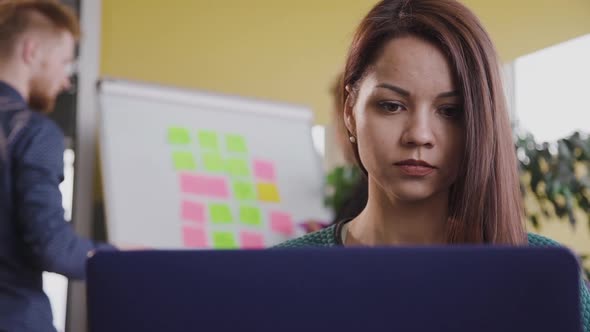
463, 0, 590, 61
100, 0, 590, 124
101, 0, 373, 124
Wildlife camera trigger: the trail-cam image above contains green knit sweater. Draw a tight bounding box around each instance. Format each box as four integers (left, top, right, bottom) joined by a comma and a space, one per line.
277, 223, 590, 331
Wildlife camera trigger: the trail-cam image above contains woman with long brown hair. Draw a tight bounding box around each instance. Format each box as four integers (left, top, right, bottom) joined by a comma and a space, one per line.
278, 0, 589, 327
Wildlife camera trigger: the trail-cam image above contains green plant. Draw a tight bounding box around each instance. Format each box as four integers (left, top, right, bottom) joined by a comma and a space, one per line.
324, 165, 362, 214
516, 130, 590, 229
516, 130, 590, 281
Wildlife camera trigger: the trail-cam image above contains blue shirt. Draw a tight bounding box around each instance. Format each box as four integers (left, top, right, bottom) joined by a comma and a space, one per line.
0, 81, 114, 332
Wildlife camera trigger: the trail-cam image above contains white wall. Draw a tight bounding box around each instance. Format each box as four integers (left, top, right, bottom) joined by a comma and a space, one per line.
515, 34, 590, 142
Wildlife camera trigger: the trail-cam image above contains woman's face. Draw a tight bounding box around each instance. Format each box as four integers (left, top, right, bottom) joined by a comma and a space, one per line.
345, 35, 465, 203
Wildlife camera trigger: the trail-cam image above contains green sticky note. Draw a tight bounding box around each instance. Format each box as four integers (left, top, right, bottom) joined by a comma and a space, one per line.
203, 153, 225, 172
198, 130, 219, 150
168, 127, 191, 145
226, 158, 250, 177
226, 135, 247, 153
210, 203, 233, 224
239, 206, 262, 226
233, 181, 256, 201
212, 232, 237, 249
172, 151, 196, 170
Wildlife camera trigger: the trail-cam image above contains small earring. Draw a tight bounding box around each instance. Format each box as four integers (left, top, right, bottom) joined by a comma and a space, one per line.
349, 136, 357, 143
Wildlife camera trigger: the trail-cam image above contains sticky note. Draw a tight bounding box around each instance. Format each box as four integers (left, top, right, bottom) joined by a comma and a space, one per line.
180, 174, 230, 198
206, 177, 231, 198
182, 226, 208, 248
270, 211, 294, 236
210, 203, 233, 224
240, 231, 265, 249
172, 151, 196, 170
212, 232, 237, 249
239, 206, 262, 226
253, 159, 276, 182
233, 181, 256, 201
168, 127, 191, 145
198, 130, 219, 150
257, 183, 280, 202
181, 201, 205, 224
226, 134, 247, 153
203, 153, 225, 172
226, 158, 250, 177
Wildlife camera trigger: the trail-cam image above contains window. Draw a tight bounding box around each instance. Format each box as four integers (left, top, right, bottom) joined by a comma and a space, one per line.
515, 34, 590, 142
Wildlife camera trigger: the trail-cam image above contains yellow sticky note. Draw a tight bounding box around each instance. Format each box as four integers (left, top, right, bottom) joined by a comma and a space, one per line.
256, 183, 280, 203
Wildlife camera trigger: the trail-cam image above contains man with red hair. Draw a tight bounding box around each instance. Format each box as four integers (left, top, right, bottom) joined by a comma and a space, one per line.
0, 1, 114, 330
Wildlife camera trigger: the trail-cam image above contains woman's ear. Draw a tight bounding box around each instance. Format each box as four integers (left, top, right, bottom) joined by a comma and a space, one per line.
343, 85, 356, 139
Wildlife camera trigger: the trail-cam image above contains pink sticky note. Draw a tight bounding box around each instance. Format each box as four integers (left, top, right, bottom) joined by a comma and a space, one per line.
180, 173, 230, 198
253, 159, 276, 182
240, 231, 265, 249
206, 177, 231, 198
180, 174, 208, 195
182, 226, 208, 248
270, 211, 294, 236
181, 201, 205, 224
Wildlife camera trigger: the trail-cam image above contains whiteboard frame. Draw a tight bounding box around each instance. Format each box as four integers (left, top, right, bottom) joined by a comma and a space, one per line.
98, 79, 314, 122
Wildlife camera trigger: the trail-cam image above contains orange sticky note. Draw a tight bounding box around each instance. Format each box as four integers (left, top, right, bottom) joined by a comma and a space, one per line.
256, 183, 280, 203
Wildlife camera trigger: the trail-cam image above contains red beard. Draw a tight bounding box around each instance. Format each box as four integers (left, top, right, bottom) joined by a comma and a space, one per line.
28, 91, 56, 113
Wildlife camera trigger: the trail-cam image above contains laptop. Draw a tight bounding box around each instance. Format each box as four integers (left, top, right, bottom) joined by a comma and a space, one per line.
87, 247, 582, 332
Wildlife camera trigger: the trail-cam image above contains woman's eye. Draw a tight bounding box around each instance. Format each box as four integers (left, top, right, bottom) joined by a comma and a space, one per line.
439, 106, 462, 118
378, 101, 405, 113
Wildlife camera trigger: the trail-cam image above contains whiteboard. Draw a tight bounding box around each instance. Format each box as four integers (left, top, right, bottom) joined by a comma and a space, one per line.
98, 80, 331, 249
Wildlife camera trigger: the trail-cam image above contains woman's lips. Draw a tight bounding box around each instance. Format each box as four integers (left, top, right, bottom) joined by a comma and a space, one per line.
394, 159, 436, 176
